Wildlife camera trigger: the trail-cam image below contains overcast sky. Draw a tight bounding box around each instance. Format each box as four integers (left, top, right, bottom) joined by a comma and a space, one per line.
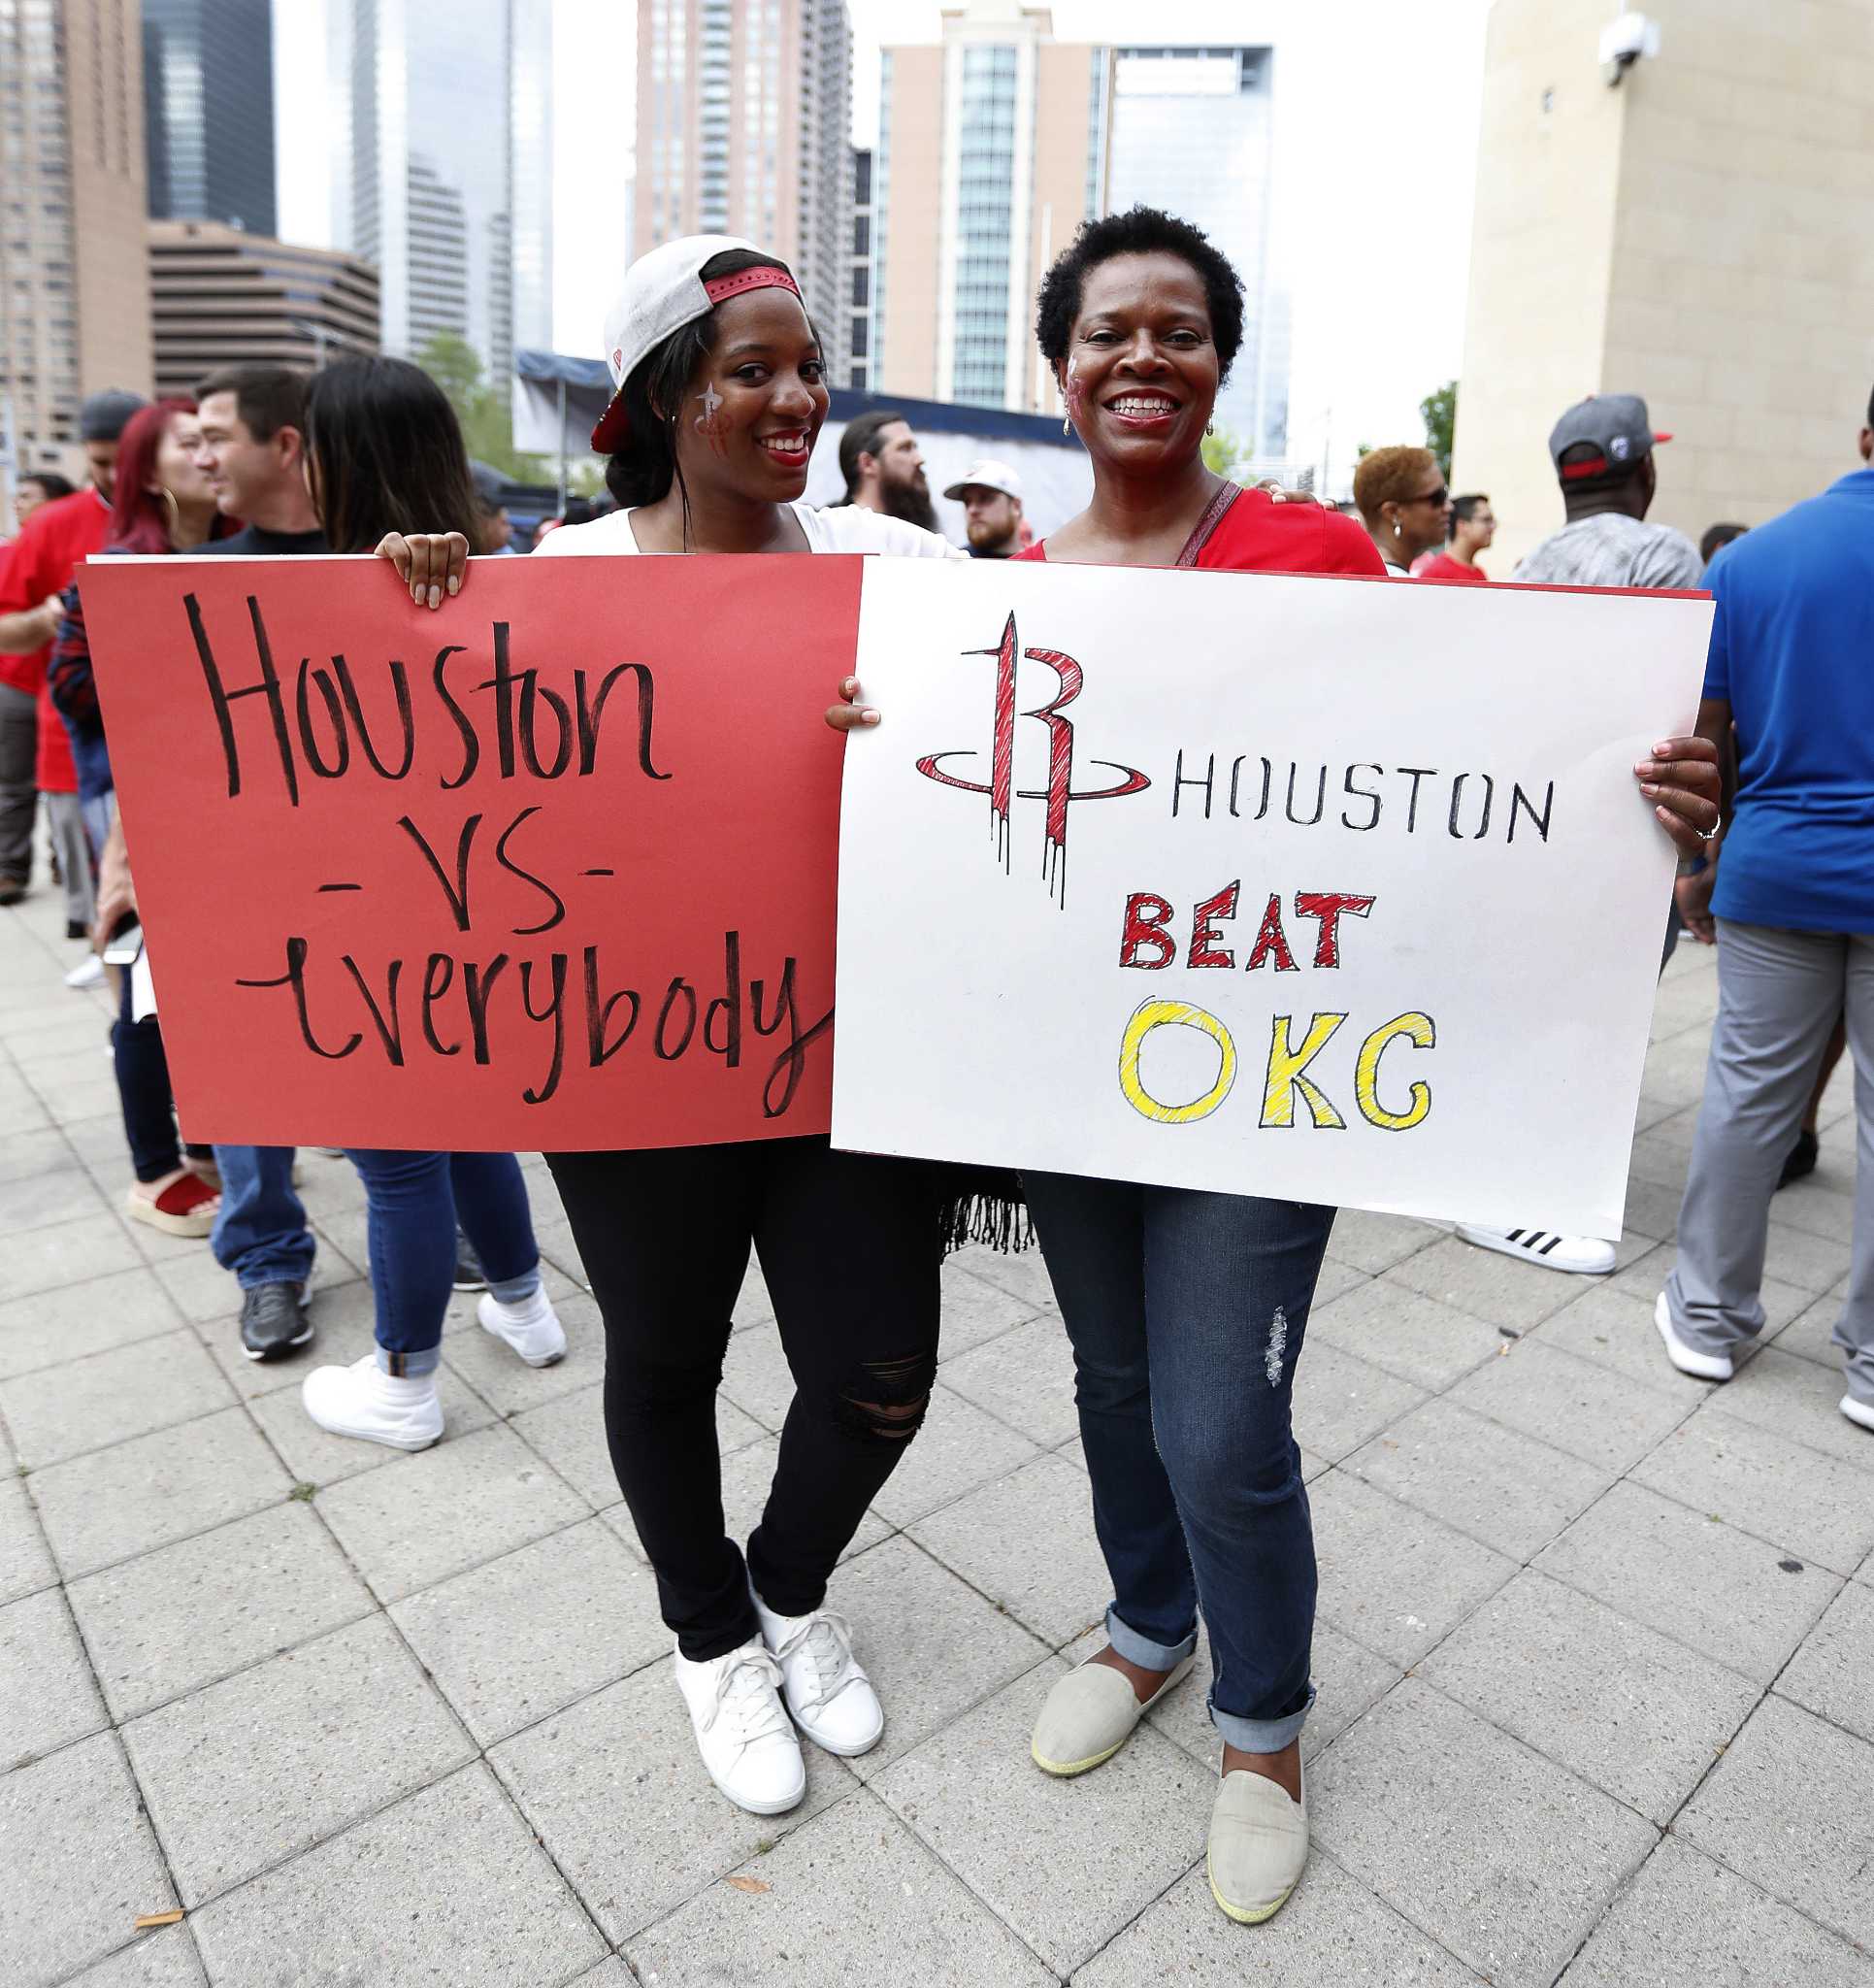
276, 0, 1492, 469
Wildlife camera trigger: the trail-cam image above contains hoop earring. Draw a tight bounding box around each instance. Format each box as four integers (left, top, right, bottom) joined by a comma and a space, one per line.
1205, 422, 1215, 437
156, 485, 181, 541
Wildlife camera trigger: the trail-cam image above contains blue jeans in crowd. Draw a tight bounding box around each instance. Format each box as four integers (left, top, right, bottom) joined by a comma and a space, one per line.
1022, 1172, 1336, 1754
211, 1146, 315, 1291
343, 1150, 542, 1377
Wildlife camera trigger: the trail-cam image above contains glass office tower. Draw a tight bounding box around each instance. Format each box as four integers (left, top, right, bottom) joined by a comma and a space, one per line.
1107, 47, 1288, 461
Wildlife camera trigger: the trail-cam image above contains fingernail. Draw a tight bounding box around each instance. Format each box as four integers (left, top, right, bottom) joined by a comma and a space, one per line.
1652, 741, 1675, 754
428, 585, 441, 610
861, 709, 880, 725
1640, 781, 1660, 796
446, 576, 460, 596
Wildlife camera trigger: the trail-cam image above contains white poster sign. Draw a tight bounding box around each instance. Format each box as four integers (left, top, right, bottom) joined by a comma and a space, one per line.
832, 559, 1713, 1238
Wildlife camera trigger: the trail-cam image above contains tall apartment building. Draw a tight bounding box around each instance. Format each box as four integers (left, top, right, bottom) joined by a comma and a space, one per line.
1107, 46, 1288, 461
1454, 0, 1874, 571
875, 1, 1106, 413
327, 0, 552, 381
847, 146, 873, 390
873, 12, 1297, 442
0, 0, 154, 480
142, 0, 276, 239
634, 0, 854, 380
148, 220, 379, 397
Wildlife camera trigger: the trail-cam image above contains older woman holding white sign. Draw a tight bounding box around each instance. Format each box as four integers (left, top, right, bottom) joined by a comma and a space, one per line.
834, 204, 1718, 1929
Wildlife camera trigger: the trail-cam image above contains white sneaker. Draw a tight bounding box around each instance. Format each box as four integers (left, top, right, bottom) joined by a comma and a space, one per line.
1455, 1223, 1615, 1276
302, 1354, 444, 1449
752, 1587, 884, 1757
1653, 1293, 1734, 1382
673, 1637, 806, 1815
64, 953, 104, 989
1840, 1394, 1874, 1434
477, 1286, 566, 1367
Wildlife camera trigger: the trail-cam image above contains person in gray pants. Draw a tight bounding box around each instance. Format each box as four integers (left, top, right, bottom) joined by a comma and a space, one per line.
1659, 395, 1874, 1433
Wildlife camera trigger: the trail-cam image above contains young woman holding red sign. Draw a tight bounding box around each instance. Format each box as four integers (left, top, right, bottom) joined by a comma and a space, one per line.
831, 205, 1720, 1928
379, 238, 961, 1819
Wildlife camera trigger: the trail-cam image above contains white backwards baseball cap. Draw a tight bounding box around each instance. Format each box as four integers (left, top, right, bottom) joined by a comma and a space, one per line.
591, 235, 803, 452
942, 458, 1025, 504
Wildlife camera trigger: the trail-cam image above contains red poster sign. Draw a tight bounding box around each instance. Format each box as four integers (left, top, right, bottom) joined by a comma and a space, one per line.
81, 553, 860, 1150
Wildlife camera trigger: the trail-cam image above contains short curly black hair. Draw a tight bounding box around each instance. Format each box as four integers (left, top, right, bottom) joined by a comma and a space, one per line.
1035, 206, 1245, 384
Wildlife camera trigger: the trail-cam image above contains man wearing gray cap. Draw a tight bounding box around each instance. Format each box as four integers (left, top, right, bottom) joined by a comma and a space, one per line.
1454, 393, 1702, 1278
0, 389, 147, 909
1512, 393, 1702, 591
943, 458, 1025, 558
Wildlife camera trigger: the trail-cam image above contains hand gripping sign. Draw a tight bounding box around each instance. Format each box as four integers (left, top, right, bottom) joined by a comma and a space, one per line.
80, 552, 857, 1151
832, 558, 1712, 1239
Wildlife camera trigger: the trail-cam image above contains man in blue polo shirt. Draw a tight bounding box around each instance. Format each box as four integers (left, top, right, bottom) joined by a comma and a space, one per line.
1657, 388, 1874, 1435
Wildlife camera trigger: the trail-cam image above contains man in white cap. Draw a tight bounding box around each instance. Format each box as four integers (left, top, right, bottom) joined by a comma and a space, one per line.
943, 458, 1026, 559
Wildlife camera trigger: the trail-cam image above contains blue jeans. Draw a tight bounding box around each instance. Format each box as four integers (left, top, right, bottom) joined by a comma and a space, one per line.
211, 1146, 314, 1290
343, 1150, 541, 1375
1022, 1172, 1335, 1753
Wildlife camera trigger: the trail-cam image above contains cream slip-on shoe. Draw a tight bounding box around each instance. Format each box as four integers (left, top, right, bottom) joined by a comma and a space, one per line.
1031, 1652, 1196, 1777
1208, 1763, 1308, 1925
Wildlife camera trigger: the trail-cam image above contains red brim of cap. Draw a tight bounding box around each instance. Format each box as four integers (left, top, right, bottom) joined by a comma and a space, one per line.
1653, 430, 1673, 442
590, 389, 629, 454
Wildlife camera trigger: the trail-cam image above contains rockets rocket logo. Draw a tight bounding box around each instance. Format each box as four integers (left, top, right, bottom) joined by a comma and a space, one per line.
914, 612, 1150, 907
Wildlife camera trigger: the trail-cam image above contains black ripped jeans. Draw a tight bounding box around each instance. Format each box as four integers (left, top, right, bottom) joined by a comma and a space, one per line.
547, 1137, 942, 1661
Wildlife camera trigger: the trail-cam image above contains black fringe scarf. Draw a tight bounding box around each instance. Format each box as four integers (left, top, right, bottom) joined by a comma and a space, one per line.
935, 1163, 1034, 1256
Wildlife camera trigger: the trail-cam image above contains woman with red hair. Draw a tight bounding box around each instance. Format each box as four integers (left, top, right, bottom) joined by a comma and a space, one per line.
49, 397, 236, 1236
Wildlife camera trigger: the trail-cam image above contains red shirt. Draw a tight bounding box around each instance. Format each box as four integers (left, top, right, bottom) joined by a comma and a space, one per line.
0, 490, 110, 790
0, 488, 112, 693
1018, 485, 1386, 577
1411, 551, 1488, 583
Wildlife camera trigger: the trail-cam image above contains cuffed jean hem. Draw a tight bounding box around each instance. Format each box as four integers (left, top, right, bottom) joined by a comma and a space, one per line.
486, 1266, 542, 1306
378, 1345, 441, 1378
1210, 1682, 1314, 1755
1105, 1603, 1198, 1673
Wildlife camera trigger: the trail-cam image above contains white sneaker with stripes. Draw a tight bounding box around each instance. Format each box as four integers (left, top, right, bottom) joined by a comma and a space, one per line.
1454, 1223, 1615, 1276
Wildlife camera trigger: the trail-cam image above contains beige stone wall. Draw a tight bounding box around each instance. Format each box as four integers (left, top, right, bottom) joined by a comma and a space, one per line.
876, 47, 944, 401
1450, 0, 1628, 572
1454, 0, 1874, 573
1601, 0, 1874, 541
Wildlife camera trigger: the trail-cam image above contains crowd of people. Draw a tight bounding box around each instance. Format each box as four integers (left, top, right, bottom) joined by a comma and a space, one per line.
2, 201, 1865, 1933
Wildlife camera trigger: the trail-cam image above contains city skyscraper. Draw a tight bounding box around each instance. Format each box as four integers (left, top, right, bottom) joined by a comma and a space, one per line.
1106, 46, 1289, 462
634, 0, 854, 380
142, 0, 278, 239
847, 146, 874, 391
148, 220, 380, 397
0, 0, 154, 480
327, 0, 552, 381
873, 14, 1294, 447
874, 2, 1107, 414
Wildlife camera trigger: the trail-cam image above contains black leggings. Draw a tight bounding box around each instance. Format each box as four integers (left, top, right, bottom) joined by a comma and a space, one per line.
547, 1137, 942, 1661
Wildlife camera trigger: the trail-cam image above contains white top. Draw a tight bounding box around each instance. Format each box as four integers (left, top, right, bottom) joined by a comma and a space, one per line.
535, 500, 964, 560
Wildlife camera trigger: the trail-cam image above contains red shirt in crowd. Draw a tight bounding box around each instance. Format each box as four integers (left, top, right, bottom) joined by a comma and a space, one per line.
0, 487, 112, 792
1017, 483, 1386, 577
1410, 551, 1488, 583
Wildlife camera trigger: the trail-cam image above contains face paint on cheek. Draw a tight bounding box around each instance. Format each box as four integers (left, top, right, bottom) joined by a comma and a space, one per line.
694, 382, 729, 457
1062, 368, 1088, 424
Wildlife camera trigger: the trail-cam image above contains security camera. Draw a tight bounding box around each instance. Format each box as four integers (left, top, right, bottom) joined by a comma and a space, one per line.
1600, 11, 1660, 83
